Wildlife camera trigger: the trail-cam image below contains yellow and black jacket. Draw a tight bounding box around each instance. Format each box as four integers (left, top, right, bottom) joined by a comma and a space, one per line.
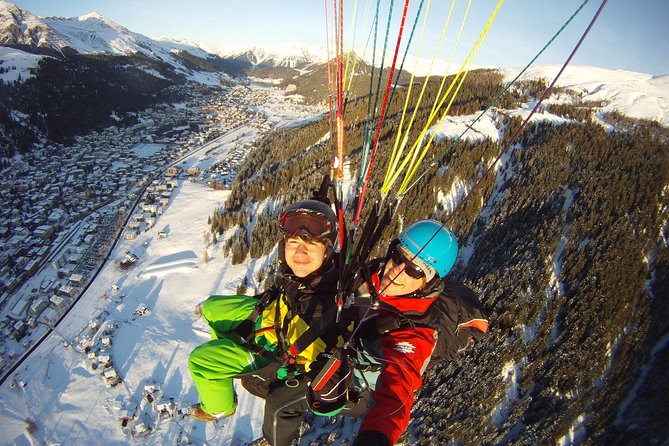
252, 263, 343, 373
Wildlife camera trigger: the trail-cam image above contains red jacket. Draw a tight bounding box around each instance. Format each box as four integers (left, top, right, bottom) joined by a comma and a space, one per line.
358, 273, 440, 445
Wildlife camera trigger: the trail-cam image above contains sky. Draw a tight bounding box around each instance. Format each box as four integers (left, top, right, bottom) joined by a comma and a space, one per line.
8, 0, 669, 76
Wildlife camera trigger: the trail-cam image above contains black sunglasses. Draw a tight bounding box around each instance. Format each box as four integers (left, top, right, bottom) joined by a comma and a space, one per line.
389, 246, 425, 280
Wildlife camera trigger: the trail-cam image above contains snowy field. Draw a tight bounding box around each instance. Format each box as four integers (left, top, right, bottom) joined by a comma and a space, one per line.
0, 170, 270, 446
0, 46, 44, 83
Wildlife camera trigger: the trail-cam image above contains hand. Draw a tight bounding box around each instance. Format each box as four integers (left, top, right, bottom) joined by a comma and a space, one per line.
352, 430, 391, 446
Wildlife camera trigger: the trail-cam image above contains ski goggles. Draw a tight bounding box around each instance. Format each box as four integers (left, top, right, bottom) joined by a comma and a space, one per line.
280, 209, 333, 240
389, 245, 426, 280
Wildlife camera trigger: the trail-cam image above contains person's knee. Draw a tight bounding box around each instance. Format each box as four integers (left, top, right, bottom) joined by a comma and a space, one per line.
201, 296, 219, 321
188, 344, 207, 374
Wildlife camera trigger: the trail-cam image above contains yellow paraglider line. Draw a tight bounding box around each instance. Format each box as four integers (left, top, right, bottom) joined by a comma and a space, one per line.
383, 0, 502, 195
382, 0, 436, 195
427, 0, 473, 121
397, 0, 505, 195
382, 0, 459, 194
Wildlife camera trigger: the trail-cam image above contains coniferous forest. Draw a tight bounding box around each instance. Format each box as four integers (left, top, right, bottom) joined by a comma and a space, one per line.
211, 69, 669, 445
0, 53, 183, 153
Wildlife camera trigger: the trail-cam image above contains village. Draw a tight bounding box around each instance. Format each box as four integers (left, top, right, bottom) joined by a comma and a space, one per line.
0, 82, 275, 378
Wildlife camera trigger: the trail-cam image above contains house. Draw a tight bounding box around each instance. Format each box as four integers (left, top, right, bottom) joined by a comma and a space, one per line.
9, 297, 30, 319
34, 224, 55, 239
103, 367, 122, 387
56, 268, 72, 279
132, 423, 151, 438
36, 245, 50, 260
142, 204, 158, 214
58, 284, 77, 297
39, 277, 54, 293
68, 274, 85, 286
50, 294, 67, 310
144, 382, 161, 401
30, 299, 49, 316
4, 275, 19, 293
115, 398, 137, 421
52, 255, 65, 270
23, 259, 40, 277
98, 354, 112, 367
156, 399, 176, 418
12, 320, 27, 339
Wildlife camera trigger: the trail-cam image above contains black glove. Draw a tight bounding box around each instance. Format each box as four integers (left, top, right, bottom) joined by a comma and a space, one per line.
306, 350, 351, 416
352, 430, 391, 446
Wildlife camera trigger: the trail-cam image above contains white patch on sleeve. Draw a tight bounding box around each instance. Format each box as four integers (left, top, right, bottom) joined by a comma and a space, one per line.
394, 341, 416, 354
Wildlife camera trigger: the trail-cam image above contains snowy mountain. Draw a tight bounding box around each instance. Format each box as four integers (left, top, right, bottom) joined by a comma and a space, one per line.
216, 43, 328, 69
0, 2, 249, 150
0, 1, 232, 80
0, 1, 329, 81
0, 1, 67, 51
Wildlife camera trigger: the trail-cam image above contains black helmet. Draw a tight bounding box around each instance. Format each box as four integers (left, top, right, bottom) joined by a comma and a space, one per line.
279, 200, 338, 246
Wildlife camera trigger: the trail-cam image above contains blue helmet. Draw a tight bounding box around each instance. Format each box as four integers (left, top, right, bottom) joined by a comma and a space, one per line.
397, 220, 458, 279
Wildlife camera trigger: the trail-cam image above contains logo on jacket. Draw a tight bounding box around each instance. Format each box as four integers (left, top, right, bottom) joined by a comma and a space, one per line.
394, 341, 416, 354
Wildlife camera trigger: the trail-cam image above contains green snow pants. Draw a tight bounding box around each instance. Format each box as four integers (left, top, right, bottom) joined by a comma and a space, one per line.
188, 295, 272, 416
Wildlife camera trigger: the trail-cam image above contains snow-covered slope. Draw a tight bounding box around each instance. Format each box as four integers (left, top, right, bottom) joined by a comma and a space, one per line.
0, 45, 44, 82
426, 64, 669, 145
505, 64, 669, 125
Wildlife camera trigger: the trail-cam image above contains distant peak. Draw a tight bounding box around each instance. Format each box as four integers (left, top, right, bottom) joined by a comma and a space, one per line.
75, 11, 129, 33
78, 11, 106, 21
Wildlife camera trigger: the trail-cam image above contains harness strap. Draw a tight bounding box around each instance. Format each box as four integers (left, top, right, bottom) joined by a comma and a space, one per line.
276, 293, 290, 358
235, 288, 275, 342
290, 302, 341, 355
